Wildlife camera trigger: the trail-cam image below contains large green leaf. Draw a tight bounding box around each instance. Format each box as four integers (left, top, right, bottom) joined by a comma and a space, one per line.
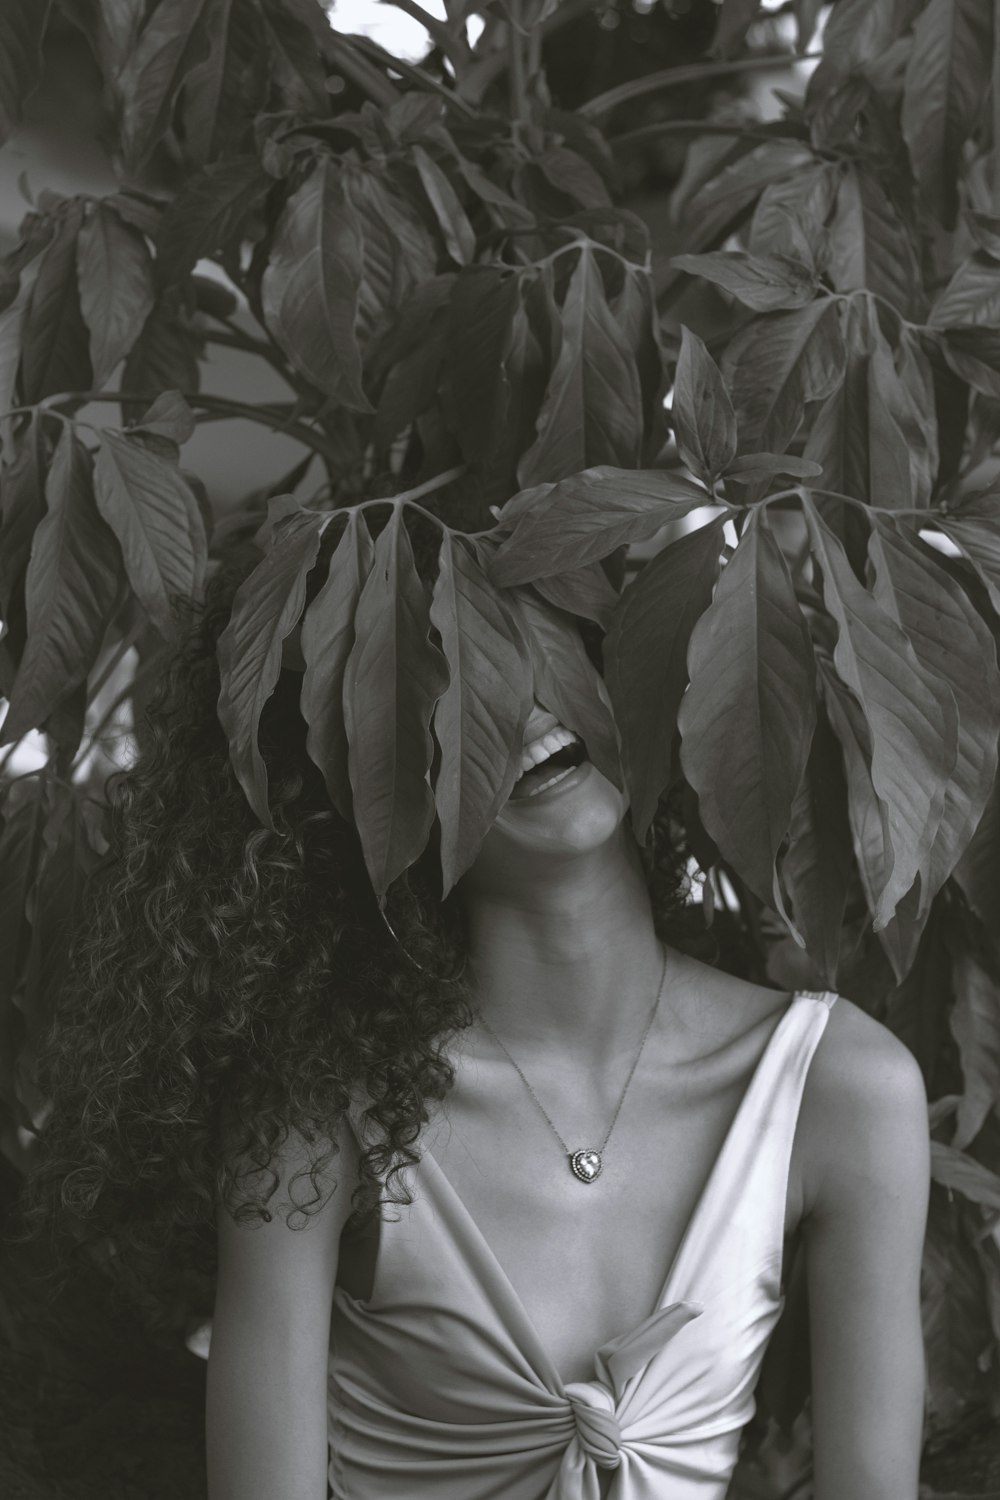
929, 253, 1000, 327
0, 245, 45, 431
119, 0, 212, 169
723, 298, 844, 455
510, 588, 621, 789
346, 166, 438, 350
678, 513, 816, 911
1, 427, 121, 744
674, 140, 813, 258
532, 561, 619, 629
901, 0, 992, 225
155, 155, 272, 284
216, 508, 326, 828
343, 509, 449, 895
518, 246, 643, 486
870, 517, 1000, 915
804, 498, 957, 929
825, 165, 922, 318
413, 145, 476, 267
261, 157, 371, 412
76, 201, 155, 387
491, 466, 708, 585
948, 941, 1000, 1150
93, 428, 207, 639
749, 161, 838, 270
20, 202, 92, 404
672, 327, 737, 485
430, 534, 533, 893
0, 0, 55, 145
606, 518, 724, 842
778, 702, 851, 985
671, 251, 816, 312
299, 510, 374, 823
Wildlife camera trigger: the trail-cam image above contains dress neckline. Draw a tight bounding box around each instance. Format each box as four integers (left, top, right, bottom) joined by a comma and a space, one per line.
420, 989, 833, 1392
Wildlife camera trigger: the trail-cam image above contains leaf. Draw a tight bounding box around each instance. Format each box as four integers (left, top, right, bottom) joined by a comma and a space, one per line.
132, 389, 195, 444
536, 146, 611, 210
93, 428, 207, 638
510, 588, 621, 789
491, 466, 709, 585
672, 326, 737, 484
675, 140, 814, 258
922, 1194, 992, 1433
930, 254, 1000, 327
122, 286, 202, 421
606, 518, 724, 842
953, 771, 1000, 926
345, 167, 438, 349
0, 417, 44, 619
939, 326, 1000, 400
0, 427, 121, 745
869, 517, 1000, 916
343, 509, 449, 896
413, 145, 476, 267
723, 299, 844, 455
258, 0, 329, 113
76, 201, 155, 386
825, 165, 922, 317
0, 243, 45, 432
671, 251, 816, 312
611, 264, 668, 453
932, 1142, 1000, 1210
948, 944, 1000, 1149
178, 0, 265, 166
678, 513, 816, 911
430, 534, 533, 893
936, 512, 1000, 615
21, 201, 92, 404
0, 786, 45, 1008
119, 0, 212, 169
778, 702, 851, 985
901, 0, 992, 226
299, 511, 374, 823
0, 0, 55, 145
518, 246, 643, 486
722, 452, 822, 482
442, 268, 520, 464
261, 157, 371, 412
155, 155, 271, 284
749, 160, 839, 271
531, 562, 619, 629
803, 497, 957, 929
216, 510, 326, 828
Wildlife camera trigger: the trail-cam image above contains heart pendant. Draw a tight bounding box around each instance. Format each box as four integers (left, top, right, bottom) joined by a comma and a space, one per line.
569, 1149, 603, 1183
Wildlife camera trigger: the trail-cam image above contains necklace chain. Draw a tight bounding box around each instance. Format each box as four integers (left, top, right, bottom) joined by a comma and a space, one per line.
476, 948, 669, 1170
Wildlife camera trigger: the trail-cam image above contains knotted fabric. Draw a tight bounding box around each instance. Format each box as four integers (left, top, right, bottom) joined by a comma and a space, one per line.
565, 1387, 622, 1469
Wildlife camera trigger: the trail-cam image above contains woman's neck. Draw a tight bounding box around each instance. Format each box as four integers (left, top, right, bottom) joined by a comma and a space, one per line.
460, 827, 666, 1064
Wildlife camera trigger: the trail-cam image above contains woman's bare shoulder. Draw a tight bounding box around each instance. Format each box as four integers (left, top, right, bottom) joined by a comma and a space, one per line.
797, 995, 929, 1217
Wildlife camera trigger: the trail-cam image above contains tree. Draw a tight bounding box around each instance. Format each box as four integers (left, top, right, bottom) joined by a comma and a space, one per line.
1, 0, 1000, 1489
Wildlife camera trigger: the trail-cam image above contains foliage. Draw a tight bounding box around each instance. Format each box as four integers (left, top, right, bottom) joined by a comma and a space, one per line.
3, 0, 1000, 1484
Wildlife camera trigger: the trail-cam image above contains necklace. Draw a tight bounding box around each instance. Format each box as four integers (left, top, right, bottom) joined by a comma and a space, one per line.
477, 948, 669, 1184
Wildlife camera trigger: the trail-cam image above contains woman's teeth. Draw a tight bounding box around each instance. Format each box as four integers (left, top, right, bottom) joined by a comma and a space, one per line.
524, 763, 577, 797
511, 726, 584, 798
518, 726, 577, 777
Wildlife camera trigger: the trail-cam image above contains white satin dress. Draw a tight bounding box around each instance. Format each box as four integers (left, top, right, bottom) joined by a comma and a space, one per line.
328, 989, 837, 1498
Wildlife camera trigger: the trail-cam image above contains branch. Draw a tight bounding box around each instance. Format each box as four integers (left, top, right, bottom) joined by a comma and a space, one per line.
348, 34, 478, 117
377, 0, 467, 70
330, 33, 402, 107
579, 50, 824, 119
609, 119, 809, 151
457, 0, 600, 102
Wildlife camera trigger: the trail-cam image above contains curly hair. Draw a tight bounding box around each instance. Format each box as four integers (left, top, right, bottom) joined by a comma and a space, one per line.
9, 546, 692, 1337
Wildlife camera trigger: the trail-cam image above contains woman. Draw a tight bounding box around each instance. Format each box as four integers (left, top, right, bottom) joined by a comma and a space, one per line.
15, 556, 929, 1500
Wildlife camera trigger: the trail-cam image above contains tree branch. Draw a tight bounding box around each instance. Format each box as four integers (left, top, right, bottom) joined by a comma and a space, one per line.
579, 50, 823, 120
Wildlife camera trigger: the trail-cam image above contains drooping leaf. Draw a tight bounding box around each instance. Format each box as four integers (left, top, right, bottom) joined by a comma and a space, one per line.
442, 267, 520, 464
825, 165, 922, 317
518, 246, 643, 486
869, 517, 1000, 915
939, 326, 1000, 400
76, 201, 155, 386
121, 286, 202, 421
672, 326, 737, 484
901, 0, 992, 226
805, 0, 899, 92
721, 452, 822, 483
930, 254, 1000, 328
531, 562, 619, 630
749, 160, 839, 270
948, 942, 1000, 1149
0, 0, 55, 145
430, 534, 532, 893
936, 511, 1000, 615
261, 157, 371, 412
674, 140, 814, 259
0, 244, 45, 431
535, 145, 611, 210
132, 390, 196, 445
671, 251, 816, 312
258, 0, 329, 113
345, 166, 439, 349
606, 518, 724, 842
178, 0, 266, 166
492, 466, 709, 585
343, 508, 450, 895
723, 299, 844, 455
804, 497, 957, 929
1, 427, 121, 745
93, 428, 207, 638
611, 264, 668, 454
20, 201, 92, 404
299, 510, 374, 823
155, 155, 271, 284
216, 509, 326, 828
778, 701, 852, 985
509, 588, 621, 789
413, 145, 476, 267
678, 513, 816, 912
953, 770, 1000, 927
0, 415, 44, 620
118, 0, 212, 169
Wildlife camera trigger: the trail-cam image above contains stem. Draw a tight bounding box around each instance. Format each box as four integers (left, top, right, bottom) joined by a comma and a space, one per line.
331, 34, 401, 108
609, 119, 807, 151
508, 6, 527, 124
347, 35, 477, 117
393, 465, 468, 508
21, 391, 349, 466
579, 50, 824, 119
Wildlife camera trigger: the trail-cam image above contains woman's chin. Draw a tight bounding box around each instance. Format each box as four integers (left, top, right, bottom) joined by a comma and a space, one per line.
478, 763, 628, 864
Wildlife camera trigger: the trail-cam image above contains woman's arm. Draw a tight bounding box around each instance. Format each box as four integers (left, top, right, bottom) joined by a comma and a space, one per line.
206, 1119, 360, 1500
802, 999, 930, 1500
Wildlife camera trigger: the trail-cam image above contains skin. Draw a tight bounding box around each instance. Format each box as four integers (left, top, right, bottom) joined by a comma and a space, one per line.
207, 703, 930, 1500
